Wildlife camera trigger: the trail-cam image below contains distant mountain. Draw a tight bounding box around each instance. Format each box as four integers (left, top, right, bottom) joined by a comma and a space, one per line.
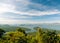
11, 23, 60, 30
0, 23, 60, 32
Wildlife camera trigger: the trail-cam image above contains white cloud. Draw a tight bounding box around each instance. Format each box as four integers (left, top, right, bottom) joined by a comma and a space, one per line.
15, 0, 30, 7
6, 15, 32, 18
0, 19, 60, 24
10, 9, 60, 16
14, 0, 60, 16
0, 0, 14, 4
0, 3, 59, 16
0, 0, 60, 24
0, 0, 59, 16
0, 3, 15, 14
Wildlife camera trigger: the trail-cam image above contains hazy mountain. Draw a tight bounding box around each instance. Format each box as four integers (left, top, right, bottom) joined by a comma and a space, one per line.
0, 23, 60, 32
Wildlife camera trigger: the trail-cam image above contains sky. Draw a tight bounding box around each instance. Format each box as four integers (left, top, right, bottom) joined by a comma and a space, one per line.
0, 0, 60, 24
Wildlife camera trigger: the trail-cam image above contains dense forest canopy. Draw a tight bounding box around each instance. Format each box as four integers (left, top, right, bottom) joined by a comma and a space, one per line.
0, 26, 60, 43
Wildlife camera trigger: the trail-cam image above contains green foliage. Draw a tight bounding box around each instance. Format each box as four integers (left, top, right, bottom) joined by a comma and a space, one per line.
17, 28, 26, 34
0, 28, 5, 38
0, 27, 60, 43
42, 30, 59, 43
0, 31, 27, 43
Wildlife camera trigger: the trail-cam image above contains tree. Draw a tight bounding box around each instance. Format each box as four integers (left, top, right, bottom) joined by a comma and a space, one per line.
42, 30, 59, 43
36, 27, 44, 43
2, 31, 27, 43
16, 28, 27, 36
0, 28, 5, 38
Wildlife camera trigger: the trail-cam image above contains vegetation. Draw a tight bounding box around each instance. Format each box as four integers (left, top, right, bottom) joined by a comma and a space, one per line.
0, 27, 60, 43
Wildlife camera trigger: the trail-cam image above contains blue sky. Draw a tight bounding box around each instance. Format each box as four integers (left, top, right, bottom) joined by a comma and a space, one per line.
0, 0, 60, 24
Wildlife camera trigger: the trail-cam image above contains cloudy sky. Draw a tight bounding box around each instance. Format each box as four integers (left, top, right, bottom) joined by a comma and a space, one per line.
0, 0, 60, 24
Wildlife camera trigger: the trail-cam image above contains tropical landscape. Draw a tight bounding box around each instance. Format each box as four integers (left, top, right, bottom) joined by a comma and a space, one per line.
0, 24, 59, 43
0, 0, 60, 43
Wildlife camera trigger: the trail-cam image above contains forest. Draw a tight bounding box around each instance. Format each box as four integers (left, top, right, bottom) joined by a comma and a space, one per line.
0, 26, 60, 43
